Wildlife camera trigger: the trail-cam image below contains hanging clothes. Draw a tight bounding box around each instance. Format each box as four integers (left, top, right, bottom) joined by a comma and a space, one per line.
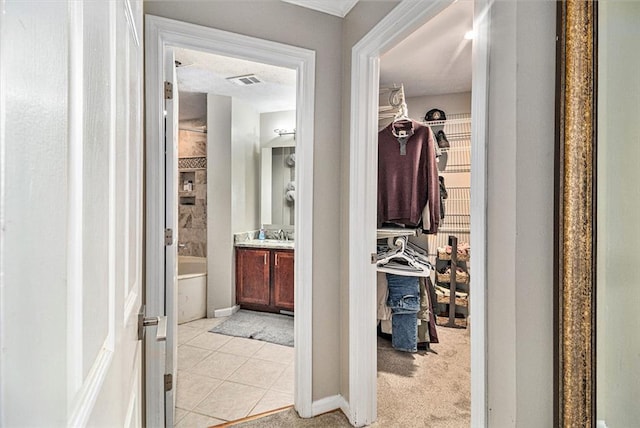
377, 119, 440, 233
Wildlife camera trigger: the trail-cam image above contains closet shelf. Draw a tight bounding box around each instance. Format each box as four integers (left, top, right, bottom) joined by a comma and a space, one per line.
376, 228, 419, 239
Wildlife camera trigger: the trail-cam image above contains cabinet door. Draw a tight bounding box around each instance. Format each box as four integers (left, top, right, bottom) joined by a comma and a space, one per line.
236, 248, 271, 307
273, 250, 295, 311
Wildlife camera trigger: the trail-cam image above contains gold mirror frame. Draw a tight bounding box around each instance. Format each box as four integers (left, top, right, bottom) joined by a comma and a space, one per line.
556, 0, 597, 426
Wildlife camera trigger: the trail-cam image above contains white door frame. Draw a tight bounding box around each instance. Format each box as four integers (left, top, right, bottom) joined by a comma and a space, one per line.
145, 15, 316, 423
347, 0, 491, 426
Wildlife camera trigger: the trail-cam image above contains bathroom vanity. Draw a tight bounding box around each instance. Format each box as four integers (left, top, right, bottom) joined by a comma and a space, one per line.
235, 240, 294, 313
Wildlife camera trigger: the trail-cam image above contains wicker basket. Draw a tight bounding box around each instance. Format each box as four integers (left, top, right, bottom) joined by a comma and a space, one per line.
437, 269, 469, 284
437, 247, 470, 261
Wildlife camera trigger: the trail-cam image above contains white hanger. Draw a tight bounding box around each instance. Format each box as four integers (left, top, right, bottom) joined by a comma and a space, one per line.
376, 237, 433, 277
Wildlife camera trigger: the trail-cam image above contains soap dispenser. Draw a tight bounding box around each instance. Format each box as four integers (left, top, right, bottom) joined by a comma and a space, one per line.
258, 225, 266, 240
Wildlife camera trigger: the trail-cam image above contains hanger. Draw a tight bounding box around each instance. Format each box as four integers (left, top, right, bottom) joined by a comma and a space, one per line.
376, 237, 433, 277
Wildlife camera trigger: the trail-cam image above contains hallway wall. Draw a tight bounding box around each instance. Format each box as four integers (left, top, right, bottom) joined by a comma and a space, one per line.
145, 0, 344, 401
147, 0, 557, 424
485, 1, 556, 426
340, 1, 556, 426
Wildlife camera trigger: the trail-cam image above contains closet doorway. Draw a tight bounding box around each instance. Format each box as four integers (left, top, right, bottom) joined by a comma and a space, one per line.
348, 0, 489, 426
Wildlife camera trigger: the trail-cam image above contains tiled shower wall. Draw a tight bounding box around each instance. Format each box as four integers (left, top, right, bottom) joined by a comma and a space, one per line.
178, 128, 207, 257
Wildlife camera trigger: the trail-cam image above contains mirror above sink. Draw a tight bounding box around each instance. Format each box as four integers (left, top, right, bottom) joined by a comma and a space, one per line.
260, 110, 296, 227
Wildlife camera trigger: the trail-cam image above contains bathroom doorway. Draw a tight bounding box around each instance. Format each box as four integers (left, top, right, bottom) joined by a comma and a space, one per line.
173, 47, 298, 426
145, 15, 315, 427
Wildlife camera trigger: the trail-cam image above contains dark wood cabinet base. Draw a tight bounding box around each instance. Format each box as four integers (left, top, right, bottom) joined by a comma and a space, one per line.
236, 247, 294, 313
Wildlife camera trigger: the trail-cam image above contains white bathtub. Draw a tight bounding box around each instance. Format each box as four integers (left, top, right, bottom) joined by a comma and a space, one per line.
178, 256, 207, 324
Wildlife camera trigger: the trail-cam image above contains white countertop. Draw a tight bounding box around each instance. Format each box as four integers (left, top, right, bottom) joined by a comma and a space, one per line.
235, 239, 295, 250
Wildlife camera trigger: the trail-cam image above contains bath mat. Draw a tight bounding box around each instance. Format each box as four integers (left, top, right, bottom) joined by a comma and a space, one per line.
210, 310, 294, 347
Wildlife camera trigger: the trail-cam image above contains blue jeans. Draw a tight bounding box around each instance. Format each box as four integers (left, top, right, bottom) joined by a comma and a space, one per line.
386, 274, 420, 352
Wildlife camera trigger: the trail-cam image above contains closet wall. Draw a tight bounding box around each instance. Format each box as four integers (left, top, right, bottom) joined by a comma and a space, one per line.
405, 91, 471, 257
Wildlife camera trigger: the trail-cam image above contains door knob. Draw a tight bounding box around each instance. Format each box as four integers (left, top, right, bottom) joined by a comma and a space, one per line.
137, 305, 167, 341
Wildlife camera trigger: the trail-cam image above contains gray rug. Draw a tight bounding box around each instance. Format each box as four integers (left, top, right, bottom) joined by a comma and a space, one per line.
210, 309, 294, 347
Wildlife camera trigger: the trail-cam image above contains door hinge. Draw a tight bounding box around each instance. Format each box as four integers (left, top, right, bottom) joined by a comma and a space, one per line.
164, 374, 173, 392
164, 228, 174, 246
164, 81, 173, 100
371, 253, 378, 264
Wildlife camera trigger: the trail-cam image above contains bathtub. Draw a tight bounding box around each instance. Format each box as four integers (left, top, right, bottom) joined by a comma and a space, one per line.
178, 256, 207, 324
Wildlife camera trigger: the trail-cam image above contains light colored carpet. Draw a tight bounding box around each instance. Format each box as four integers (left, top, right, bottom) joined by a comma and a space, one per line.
372, 325, 470, 427
228, 325, 470, 427
210, 309, 294, 347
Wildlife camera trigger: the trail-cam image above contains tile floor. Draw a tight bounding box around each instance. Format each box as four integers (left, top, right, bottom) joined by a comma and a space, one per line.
175, 317, 295, 428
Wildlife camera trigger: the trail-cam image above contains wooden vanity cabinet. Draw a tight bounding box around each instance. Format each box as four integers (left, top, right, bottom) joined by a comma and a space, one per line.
235, 248, 271, 307
272, 250, 294, 311
236, 247, 294, 313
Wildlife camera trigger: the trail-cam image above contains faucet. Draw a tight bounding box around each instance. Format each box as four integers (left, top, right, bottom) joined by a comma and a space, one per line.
276, 229, 286, 240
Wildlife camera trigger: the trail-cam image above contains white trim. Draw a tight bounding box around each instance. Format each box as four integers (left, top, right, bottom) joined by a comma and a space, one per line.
145, 15, 315, 423
67, 346, 114, 427
108, 0, 117, 353
67, 0, 85, 402
281, 0, 358, 17
470, 0, 491, 426
348, 0, 489, 426
143, 17, 166, 428
213, 305, 240, 318
311, 394, 348, 416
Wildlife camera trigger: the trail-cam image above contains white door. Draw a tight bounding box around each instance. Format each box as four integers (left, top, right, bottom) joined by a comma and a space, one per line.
143, 45, 181, 427
164, 48, 180, 428
0, 1, 145, 426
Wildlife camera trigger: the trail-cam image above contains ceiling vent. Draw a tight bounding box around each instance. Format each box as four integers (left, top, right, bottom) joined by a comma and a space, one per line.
226, 74, 262, 86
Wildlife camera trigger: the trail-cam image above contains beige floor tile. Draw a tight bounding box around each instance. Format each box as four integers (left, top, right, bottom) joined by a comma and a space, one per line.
195, 381, 266, 421
270, 362, 294, 394
189, 351, 248, 380
178, 345, 212, 371
174, 407, 188, 424
252, 342, 294, 364
248, 389, 294, 416
184, 317, 228, 332
216, 336, 266, 357
186, 332, 232, 351
176, 371, 222, 410
174, 411, 225, 428
178, 325, 202, 345
227, 358, 287, 389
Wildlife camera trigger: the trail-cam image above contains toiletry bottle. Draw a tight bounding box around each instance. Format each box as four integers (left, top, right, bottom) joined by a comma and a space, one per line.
258, 225, 265, 240
187, 180, 193, 191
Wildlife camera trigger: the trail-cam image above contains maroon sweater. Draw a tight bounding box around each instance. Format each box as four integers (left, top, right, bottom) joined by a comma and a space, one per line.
377, 120, 440, 233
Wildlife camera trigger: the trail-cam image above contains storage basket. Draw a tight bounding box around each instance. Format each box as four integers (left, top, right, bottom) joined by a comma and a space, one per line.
437, 247, 470, 261
437, 269, 469, 284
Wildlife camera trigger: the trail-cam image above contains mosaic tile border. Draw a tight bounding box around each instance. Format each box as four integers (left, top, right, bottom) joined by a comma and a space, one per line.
179, 157, 207, 170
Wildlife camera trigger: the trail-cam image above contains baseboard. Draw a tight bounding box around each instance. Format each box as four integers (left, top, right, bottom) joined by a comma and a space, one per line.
311, 394, 348, 417
213, 305, 239, 318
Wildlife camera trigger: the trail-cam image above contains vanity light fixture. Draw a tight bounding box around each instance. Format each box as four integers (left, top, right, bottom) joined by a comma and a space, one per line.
274, 128, 296, 137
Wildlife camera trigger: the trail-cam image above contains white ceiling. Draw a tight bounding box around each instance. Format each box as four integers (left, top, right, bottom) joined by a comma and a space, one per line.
174, 48, 297, 120
379, 0, 474, 97
280, 0, 359, 17
175, 1, 473, 121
